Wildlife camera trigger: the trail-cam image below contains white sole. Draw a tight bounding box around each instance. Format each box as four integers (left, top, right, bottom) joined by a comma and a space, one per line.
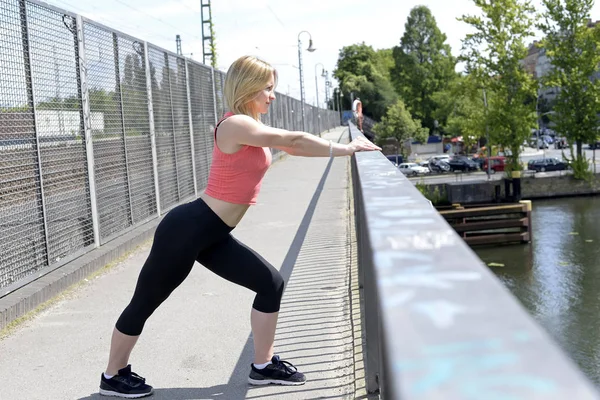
248, 377, 306, 386
99, 388, 154, 398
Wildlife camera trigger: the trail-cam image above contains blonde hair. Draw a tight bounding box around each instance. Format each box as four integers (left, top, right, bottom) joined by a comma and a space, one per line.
224, 55, 278, 120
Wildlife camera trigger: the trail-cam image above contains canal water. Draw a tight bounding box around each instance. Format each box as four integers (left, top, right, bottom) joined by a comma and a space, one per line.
475, 196, 600, 386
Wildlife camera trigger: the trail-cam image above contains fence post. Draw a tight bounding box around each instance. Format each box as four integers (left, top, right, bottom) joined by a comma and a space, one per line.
185, 60, 198, 197
143, 42, 162, 216
19, 0, 51, 263
283, 96, 289, 130
76, 15, 100, 247
210, 66, 219, 124
112, 33, 134, 226
165, 53, 181, 202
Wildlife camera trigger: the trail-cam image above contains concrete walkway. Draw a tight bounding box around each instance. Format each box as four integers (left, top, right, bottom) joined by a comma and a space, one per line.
0, 127, 362, 400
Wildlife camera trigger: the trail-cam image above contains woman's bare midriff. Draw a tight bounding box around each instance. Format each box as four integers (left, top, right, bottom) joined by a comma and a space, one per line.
199, 192, 250, 228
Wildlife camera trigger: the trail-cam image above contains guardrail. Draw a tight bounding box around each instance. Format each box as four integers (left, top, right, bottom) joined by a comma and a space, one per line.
349, 122, 600, 399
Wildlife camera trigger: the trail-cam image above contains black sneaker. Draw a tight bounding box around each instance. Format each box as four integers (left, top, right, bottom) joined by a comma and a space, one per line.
248, 355, 306, 386
99, 365, 154, 398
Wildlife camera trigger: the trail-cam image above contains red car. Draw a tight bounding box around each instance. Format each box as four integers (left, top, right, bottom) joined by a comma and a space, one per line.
482, 156, 506, 174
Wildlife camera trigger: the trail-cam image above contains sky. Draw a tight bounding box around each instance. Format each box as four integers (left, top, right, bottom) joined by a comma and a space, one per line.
38, 0, 600, 107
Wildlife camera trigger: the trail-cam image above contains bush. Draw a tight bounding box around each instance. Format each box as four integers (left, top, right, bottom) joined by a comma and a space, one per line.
563, 152, 593, 181
414, 180, 448, 206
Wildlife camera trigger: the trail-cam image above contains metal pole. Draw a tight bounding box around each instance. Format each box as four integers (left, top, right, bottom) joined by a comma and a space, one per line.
323, 72, 328, 107
165, 53, 181, 202
210, 66, 219, 124
315, 63, 323, 137
143, 42, 162, 216
324, 70, 330, 107
185, 60, 198, 197
21, 0, 52, 261
332, 88, 336, 113
113, 33, 134, 226
220, 71, 226, 111
298, 37, 305, 132
176, 34, 182, 56
209, 66, 219, 178
350, 91, 354, 125
315, 72, 320, 135
284, 95, 289, 130
338, 91, 343, 125
76, 14, 101, 246
483, 88, 491, 178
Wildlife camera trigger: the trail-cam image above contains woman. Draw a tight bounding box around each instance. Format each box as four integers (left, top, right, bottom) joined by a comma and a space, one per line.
99, 55, 380, 398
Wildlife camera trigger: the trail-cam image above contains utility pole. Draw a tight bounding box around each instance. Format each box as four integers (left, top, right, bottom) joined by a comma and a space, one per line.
200, 0, 216, 67
176, 35, 182, 56
297, 31, 315, 132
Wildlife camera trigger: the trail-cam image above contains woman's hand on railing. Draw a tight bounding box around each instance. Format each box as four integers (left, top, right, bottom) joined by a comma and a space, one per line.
348, 136, 381, 154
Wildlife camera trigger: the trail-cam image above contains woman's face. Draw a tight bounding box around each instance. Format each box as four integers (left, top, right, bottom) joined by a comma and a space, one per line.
251, 72, 276, 115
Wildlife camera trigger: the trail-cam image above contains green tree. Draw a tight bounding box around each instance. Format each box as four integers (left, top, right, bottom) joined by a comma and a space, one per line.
459, 0, 538, 172
538, 0, 600, 179
375, 49, 394, 81
372, 99, 429, 157
392, 5, 458, 133
432, 74, 490, 151
333, 43, 398, 120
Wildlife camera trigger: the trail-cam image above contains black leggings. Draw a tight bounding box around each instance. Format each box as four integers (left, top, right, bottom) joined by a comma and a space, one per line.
115, 198, 285, 336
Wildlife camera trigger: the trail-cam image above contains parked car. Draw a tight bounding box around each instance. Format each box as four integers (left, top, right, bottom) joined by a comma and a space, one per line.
386, 154, 404, 166
428, 157, 451, 173
554, 137, 568, 149
589, 139, 600, 150
429, 154, 451, 163
416, 160, 430, 169
398, 162, 430, 176
482, 156, 506, 174
448, 156, 479, 172
542, 135, 554, 144
527, 158, 568, 172
529, 136, 548, 149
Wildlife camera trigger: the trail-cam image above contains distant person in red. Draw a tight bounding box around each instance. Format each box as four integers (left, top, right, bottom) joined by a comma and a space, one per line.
352, 97, 363, 132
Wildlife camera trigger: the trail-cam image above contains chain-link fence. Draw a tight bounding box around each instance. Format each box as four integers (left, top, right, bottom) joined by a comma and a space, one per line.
0, 0, 340, 296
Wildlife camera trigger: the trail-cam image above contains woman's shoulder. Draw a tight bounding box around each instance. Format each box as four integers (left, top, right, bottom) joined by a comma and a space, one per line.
219, 113, 262, 132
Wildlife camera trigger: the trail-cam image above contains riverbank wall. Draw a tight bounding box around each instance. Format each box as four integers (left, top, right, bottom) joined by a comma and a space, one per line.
417, 173, 600, 205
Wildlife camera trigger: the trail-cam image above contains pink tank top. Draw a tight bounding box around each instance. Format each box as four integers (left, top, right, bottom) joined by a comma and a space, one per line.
204, 112, 272, 205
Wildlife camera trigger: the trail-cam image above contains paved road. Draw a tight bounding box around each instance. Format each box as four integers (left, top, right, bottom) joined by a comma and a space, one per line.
0, 127, 361, 400
521, 147, 600, 163
408, 147, 600, 184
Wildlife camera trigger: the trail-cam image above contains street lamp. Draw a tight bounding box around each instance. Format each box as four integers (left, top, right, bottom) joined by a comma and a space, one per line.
324, 71, 332, 108
297, 31, 316, 132
338, 91, 343, 125
314, 62, 325, 135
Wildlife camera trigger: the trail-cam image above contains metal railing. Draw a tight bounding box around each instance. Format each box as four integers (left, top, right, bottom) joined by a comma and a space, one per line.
0, 0, 339, 296
349, 122, 600, 399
